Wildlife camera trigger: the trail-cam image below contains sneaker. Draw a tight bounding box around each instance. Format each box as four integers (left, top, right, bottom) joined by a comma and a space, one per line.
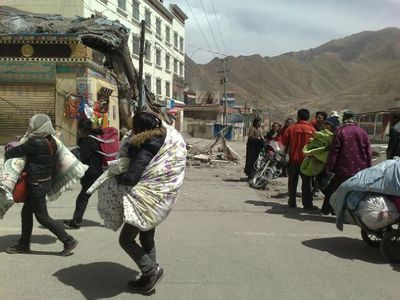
63, 220, 80, 229
128, 275, 148, 288
303, 205, 319, 211
6, 244, 30, 254
141, 267, 165, 294
60, 238, 78, 256
288, 203, 297, 209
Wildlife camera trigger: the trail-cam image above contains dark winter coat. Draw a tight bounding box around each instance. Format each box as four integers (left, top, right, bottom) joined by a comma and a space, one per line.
78, 130, 103, 179
327, 122, 372, 176
116, 128, 166, 187
5, 136, 57, 183
387, 121, 400, 159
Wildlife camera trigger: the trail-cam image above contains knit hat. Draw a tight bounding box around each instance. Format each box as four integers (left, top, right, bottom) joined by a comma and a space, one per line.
329, 111, 340, 119
324, 116, 339, 130
343, 111, 356, 122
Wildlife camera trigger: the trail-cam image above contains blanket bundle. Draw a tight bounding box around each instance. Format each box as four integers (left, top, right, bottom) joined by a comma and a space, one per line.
0, 137, 88, 218
88, 123, 187, 231
301, 129, 333, 176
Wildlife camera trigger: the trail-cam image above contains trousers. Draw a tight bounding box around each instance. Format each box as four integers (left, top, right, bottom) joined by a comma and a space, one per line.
287, 164, 313, 208
119, 223, 157, 276
20, 180, 71, 246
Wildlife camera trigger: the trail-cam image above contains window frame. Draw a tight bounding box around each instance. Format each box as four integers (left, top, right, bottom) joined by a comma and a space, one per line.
156, 78, 162, 95
118, 0, 126, 11
155, 48, 162, 67
145, 9, 151, 29
132, 0, 139, 21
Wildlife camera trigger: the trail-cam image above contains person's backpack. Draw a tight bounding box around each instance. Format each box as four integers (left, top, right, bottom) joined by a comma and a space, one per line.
89, 127, 119, 169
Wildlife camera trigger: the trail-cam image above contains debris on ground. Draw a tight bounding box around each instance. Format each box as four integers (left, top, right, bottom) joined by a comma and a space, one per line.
185, 126, 241, 168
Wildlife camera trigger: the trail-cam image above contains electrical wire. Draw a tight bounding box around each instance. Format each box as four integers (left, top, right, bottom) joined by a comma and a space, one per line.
210, 0, 227, 54
199, 0, 221, 53
184, 0, 214, 52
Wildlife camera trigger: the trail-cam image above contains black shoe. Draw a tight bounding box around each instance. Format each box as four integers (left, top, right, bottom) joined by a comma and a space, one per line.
128, 275, 148, 288
303, 205, 319, 211
6, 244, 30, 254
288, 204, 297, 209
140, 267, 165, 294
60, 238, 78, 256
63, 220, 80, 229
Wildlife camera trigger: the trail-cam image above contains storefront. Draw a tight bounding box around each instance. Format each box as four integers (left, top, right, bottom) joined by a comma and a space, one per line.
0, 34, 119, 146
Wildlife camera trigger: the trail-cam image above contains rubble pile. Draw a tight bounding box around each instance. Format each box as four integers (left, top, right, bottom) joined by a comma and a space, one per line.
185, 127, 241, 168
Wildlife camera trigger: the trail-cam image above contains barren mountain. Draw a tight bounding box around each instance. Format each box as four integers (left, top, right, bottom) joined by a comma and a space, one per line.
185, 27, 400, 118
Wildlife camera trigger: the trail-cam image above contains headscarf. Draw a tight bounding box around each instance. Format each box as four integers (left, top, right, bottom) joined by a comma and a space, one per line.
20, 114, 55, 144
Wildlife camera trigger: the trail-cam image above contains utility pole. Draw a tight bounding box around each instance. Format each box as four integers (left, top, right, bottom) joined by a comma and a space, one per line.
244, 102, 248, 140
138, 20, 146, 110
218, 58, 231, 124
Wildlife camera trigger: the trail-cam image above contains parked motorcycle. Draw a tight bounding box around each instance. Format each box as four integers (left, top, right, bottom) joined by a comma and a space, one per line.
249, 141, 286, 189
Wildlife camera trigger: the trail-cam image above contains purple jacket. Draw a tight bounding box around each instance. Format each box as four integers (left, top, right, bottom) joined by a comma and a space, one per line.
327, 122, 372, 176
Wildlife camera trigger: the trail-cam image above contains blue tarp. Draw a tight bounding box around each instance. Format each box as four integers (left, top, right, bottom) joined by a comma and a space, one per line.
213, 124, 234, 140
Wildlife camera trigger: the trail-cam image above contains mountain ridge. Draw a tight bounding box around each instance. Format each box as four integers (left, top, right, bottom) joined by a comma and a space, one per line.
185, 27, 400, 118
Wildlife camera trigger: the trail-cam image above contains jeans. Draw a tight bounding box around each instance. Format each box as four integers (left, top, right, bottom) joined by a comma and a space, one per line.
72, 174, 100, 224
119, 223, 157, 276
20, 181, 72, 246
287, 164, 313, 208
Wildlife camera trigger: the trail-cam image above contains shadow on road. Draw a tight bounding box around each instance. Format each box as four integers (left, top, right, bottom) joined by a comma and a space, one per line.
223, 178, 248, 183
0, 234, 59, 255
302, 237, 385, 264
38, 219, 103, 230
0, 234, 56, 252
53, 262, 139, 299
245, 200, 335, 224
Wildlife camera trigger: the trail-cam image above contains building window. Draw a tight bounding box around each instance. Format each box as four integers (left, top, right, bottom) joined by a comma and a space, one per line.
132, 1, 139, 21
132, 35, 139, 56
118, 0, 126, 10
165, 26, 171, 43
174, 59, 178, 74
145, 41, 151, 61
174, 31, 178, 48
156, 78, 162, 95
145, 74, 152, 91
156, 18, 162, 37
145, 9, 151, 29
179, 62, 183, 76
179, 37, 184, 52
165, 54, 170, 70
165, 81, 171, 97
155, 49, 161, 66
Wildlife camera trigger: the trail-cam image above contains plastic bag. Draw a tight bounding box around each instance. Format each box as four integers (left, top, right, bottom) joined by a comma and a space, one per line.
357, 194, 400, 230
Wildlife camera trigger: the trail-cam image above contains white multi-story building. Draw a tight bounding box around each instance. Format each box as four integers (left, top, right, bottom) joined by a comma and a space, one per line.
3, 0, 187, 101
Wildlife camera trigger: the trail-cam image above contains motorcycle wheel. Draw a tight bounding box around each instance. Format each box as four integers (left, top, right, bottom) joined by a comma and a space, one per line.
361, 229, 381, 248
249, 169, 267, 189
380, 229, 400, 263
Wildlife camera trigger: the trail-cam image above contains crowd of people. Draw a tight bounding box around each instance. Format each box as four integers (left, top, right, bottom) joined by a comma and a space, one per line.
1, 112, 187, 295
244, 108, 388, 214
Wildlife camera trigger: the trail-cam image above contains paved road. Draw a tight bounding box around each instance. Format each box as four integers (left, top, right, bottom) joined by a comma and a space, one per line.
1, 161, 399, 299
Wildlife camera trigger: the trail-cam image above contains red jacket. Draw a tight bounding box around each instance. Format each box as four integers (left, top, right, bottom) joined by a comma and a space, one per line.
281, 120, 315, 165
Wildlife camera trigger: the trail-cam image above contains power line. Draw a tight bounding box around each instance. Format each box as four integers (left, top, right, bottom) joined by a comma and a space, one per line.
184, 0, 214, 51
199, 0, 221, 52
210, 0, 227, 54
186, 44, 227, 57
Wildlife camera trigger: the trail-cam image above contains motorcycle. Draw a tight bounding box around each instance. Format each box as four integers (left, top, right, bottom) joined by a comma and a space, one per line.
249, 140, 286, 190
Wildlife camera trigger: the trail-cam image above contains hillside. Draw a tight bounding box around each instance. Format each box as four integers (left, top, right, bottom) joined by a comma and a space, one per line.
185, 27, 400, 118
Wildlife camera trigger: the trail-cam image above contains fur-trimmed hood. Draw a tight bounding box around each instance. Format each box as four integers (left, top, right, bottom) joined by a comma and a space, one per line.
131, 127, 166, 147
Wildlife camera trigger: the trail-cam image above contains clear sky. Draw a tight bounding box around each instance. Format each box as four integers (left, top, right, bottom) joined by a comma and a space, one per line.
165, 0, 400, 64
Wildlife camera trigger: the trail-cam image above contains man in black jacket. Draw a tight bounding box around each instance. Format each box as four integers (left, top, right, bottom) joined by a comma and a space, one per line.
387, 112, 400, 159
64, 119, 103, 229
